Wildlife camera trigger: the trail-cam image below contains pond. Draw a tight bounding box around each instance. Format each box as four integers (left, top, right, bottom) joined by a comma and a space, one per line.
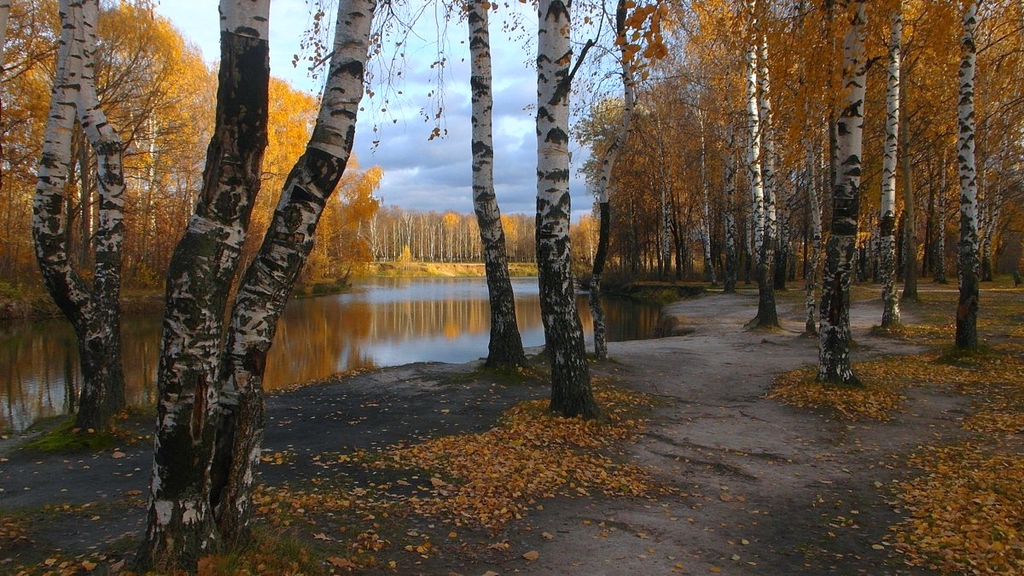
0, 277, 660, 432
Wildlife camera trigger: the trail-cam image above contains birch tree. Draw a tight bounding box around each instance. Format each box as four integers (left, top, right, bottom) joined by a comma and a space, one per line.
139, 0, 377, 568
589, 0, 636, 361
819, 0, 867, 385
723, 130, 738, 293
536, 0, 599, 418
468, 0, 527, 369
743, 1, 777, 328
32, 0, 126, 432
138, 0, 270, 565
955, 0, 980, 349
880, 2, 902, 329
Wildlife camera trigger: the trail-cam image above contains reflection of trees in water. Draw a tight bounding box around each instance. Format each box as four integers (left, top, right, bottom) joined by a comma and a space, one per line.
265, 297, 547, 391
0, 289, 658, 430
0, 318, 162, 431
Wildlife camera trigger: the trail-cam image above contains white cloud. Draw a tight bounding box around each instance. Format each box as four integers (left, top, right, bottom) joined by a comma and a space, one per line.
156, 0, 595, 220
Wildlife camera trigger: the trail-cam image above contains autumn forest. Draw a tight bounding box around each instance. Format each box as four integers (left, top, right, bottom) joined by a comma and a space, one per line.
2, 0, 1024, 573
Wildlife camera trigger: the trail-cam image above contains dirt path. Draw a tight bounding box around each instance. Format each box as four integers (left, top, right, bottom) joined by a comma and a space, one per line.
1, 288, 967, 574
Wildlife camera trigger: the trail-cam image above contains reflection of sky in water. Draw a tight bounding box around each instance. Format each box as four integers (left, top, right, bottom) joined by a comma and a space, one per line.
1, 278, 657, 431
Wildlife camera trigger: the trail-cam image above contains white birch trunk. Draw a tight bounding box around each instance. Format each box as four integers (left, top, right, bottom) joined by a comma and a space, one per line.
211, 0, 377, 542
955, 0, 979, 349
33, 0, 126, 431
698, 108, 716, 286
819, 0, 867, 385
880, 3, 902, 329
536, 0, 598, 418
468, 0, 526, 368
140, 0, 271, 569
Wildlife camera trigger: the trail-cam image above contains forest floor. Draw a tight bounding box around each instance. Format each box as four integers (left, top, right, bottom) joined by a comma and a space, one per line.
2, 279, 1023, 575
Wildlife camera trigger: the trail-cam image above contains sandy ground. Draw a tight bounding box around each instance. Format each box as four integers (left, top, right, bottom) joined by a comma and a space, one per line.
1, 288, 966, 574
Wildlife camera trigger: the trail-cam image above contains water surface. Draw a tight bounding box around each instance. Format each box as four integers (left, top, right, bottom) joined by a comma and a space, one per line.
0, 277, 659, 431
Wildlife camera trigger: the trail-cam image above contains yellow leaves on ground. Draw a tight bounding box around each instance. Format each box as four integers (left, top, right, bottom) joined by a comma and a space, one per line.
892, 441, 1024, 573
767, 357, 918, 421
886, 351, 1024, 573
369, 382, 665, 531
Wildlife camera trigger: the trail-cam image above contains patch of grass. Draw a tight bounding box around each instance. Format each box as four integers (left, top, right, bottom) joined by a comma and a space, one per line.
17, 409, 151, 454
197, 526, 330, 575
19, 417, 120, 453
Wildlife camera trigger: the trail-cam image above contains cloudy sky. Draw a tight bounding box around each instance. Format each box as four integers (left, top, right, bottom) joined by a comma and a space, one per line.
154, 0, 595, 218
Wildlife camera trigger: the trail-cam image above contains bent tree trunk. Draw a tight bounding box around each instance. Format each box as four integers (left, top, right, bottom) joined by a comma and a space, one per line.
955, 0, 979, 349
819, 0, 867, 386
33, 0, 126, 432
138, 0, 271, 570
211, 0, 378, 542
590, 0, 636, 361
536, 0, 599, 418
468, 0, 527, 369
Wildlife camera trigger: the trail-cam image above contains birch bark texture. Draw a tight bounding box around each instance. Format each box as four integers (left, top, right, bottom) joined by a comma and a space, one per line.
32, 0, 126, 432
467, 0, 527, 369
818, 0, 867, 385
589, 0, 636, 361
138, 0, 271, 569
880, 3, 902, 329
955, 0, 980, 349
212, 0, 377, 542
536, 0, 599, 418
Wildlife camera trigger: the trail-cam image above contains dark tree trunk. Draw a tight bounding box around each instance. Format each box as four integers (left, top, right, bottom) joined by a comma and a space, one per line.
590, 201, 611, 360
138, 12, 271, 570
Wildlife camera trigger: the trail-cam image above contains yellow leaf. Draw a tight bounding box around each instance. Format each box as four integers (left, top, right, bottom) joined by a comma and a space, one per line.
523, 550, 540, 561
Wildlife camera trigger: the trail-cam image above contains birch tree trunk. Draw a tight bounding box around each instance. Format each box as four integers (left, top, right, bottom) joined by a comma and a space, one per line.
955, 0, 980, 349
536, 0, 598, 418
589, 0, 635, 361
723, 131, 738, 294
880, 3, 902, 329
210, 0, 376, 544
754, 34, 779, 326
804, 128, 823, 336
819, 0, 867, 386
33, 0, 126, 432
467, 0, 527, 369
743, 6, 770, 324
138, 1, 271, 569
698, 109, 716, 286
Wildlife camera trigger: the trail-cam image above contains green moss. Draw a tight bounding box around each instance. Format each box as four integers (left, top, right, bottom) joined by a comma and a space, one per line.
19, 417, 119, 454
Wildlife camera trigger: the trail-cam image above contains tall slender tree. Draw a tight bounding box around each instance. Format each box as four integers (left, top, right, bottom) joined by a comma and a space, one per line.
955, 0, 980, 349
32, 0, 126, 432
880, 2, 902, 329
589, 0, 636, 361
754, 32, 778, 327
536, 0, 599, 418
723, 130, 739, 294
819, 0, 867, 385
468, 0, 527, 369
